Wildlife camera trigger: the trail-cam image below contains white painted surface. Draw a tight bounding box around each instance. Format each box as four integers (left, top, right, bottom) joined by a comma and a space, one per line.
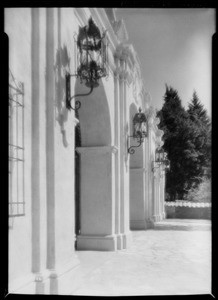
69, 220, 211, 296
6, 7, 167, 294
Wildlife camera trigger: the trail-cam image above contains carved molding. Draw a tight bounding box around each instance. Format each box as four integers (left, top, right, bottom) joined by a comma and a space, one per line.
154, 117, 160, 126
112, 19, 129, 43
156, 128, 164, 138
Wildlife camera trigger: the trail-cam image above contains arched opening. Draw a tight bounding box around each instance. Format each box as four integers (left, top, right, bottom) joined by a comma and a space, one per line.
75, 79, 111, 147
74, 79, 116, 251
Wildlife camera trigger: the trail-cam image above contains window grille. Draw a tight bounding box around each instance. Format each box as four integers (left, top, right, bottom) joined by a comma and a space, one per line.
9, 70, 25, 217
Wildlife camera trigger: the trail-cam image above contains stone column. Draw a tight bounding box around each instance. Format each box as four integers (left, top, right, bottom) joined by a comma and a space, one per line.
122, 61, 131, 248
152, 168, 161, 222
31, 8, 44, 294
114, 60, 122, 249
144, 138, 149, 227
147, 123, 154, 228
130, 167, 147, 229
45, 8, 58, 295
76, 146, 117, 251
157, 170, 162, 221
119, 60, 125, 248
160, 168, 166, 219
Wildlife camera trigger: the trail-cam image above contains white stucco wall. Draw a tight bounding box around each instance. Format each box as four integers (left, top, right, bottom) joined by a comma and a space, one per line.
6, 6, 166, 294
6, 7, 80, 291
53, 7, 77, 270
6, 8, 33, 289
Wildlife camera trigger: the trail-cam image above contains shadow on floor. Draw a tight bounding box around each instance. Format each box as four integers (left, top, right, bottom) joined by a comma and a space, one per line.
154, 219, 211, 231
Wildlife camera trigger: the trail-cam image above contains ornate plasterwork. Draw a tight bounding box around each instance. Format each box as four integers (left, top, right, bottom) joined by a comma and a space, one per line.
156, 128, 164, 138
112, 19, 129, 43
147, 106, 156, 126
104, 9, 129, 43
156, 139, 164, 149
114, 43, 144, 103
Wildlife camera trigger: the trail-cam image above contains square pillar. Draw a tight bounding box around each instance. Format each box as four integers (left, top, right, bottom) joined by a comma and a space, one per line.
76, 146, 117, 251
130, 168, 147, 230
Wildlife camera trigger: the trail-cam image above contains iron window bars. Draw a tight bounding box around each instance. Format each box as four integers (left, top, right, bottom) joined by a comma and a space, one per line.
9, 70, 25, 217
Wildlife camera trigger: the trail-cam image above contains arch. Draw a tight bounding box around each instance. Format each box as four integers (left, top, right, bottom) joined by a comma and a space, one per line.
74, 78, 116, 251
74, 78, 112, 147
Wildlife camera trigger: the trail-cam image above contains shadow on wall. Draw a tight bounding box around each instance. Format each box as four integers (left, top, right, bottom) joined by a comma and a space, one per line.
54, 44, 71, 147
74, 78, 111, 147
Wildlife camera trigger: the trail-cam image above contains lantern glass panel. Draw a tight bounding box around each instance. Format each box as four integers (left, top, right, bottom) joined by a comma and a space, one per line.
164, 160, 169, 169
133, 122, 142, 138
141, 122, 147, 137
156, 150, 160, 162
132, 109, 147, 139
160, 149, 164, 162
164, 152, 167, 160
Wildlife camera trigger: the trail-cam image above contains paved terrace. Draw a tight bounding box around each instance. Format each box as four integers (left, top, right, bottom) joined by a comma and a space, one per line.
64, 219, 211, 296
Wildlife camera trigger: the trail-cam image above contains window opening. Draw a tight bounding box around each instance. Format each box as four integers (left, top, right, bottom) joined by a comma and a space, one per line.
9, 70, 25, 219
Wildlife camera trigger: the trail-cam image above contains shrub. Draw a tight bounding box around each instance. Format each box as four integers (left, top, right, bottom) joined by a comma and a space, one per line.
186, 178, 211, 202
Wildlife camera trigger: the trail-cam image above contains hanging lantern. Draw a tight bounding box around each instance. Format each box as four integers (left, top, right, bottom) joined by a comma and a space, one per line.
66, 17, 108, 111
163, 152, 170, 170
132, 108, 148, 139
128, 107, 148, 154
164, 159, 170, 170
76, 17, 108, 88
155, 147, 165, 163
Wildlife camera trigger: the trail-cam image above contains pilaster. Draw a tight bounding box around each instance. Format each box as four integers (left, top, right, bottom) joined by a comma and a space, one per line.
114, 61, 122, 249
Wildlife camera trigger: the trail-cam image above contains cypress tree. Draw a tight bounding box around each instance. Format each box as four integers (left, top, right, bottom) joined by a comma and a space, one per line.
157, 85, 191, 200
187, 91, 211, 185
158, 87, 211, 201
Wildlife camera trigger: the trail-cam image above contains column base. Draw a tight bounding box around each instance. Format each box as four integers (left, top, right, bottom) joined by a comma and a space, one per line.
153, 214, 163, 222
121, 231, 132, 249
116, 234, 123, 250
77, 234, 117, 251
51, 254, 80, 295
147, 219, 155, 228
130, 220, 147, 230
9, 255, 80, 295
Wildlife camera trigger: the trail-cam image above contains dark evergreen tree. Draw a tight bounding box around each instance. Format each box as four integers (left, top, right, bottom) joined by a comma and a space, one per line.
157, 87, 211, 201
186, 91, 211, 186
157, 85, 191, 200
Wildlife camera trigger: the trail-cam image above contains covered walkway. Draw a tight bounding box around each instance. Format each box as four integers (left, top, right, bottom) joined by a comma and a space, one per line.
61, 219, 211, 296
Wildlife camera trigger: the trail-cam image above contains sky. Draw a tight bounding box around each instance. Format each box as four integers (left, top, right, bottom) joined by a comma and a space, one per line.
116, 8, 215, 117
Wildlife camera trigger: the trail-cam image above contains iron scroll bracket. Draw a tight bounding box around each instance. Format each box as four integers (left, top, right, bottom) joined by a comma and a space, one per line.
66, 73, 94, 111
127, 136, 144, 155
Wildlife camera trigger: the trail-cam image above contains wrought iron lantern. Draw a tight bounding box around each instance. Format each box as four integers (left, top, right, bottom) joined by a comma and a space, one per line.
66, 17, 108, 111
155, 147, 165, 163
163, 152, 170, 170
128, 108, 148, 154
152, 148, 170, 172
152, 147, 164, 172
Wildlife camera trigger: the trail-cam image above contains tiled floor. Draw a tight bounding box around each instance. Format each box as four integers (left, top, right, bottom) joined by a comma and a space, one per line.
67, 219, 211, 296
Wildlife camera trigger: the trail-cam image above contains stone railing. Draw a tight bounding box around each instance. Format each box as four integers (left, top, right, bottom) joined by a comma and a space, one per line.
165, 201, 211, 208
165, 201, 211, 220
